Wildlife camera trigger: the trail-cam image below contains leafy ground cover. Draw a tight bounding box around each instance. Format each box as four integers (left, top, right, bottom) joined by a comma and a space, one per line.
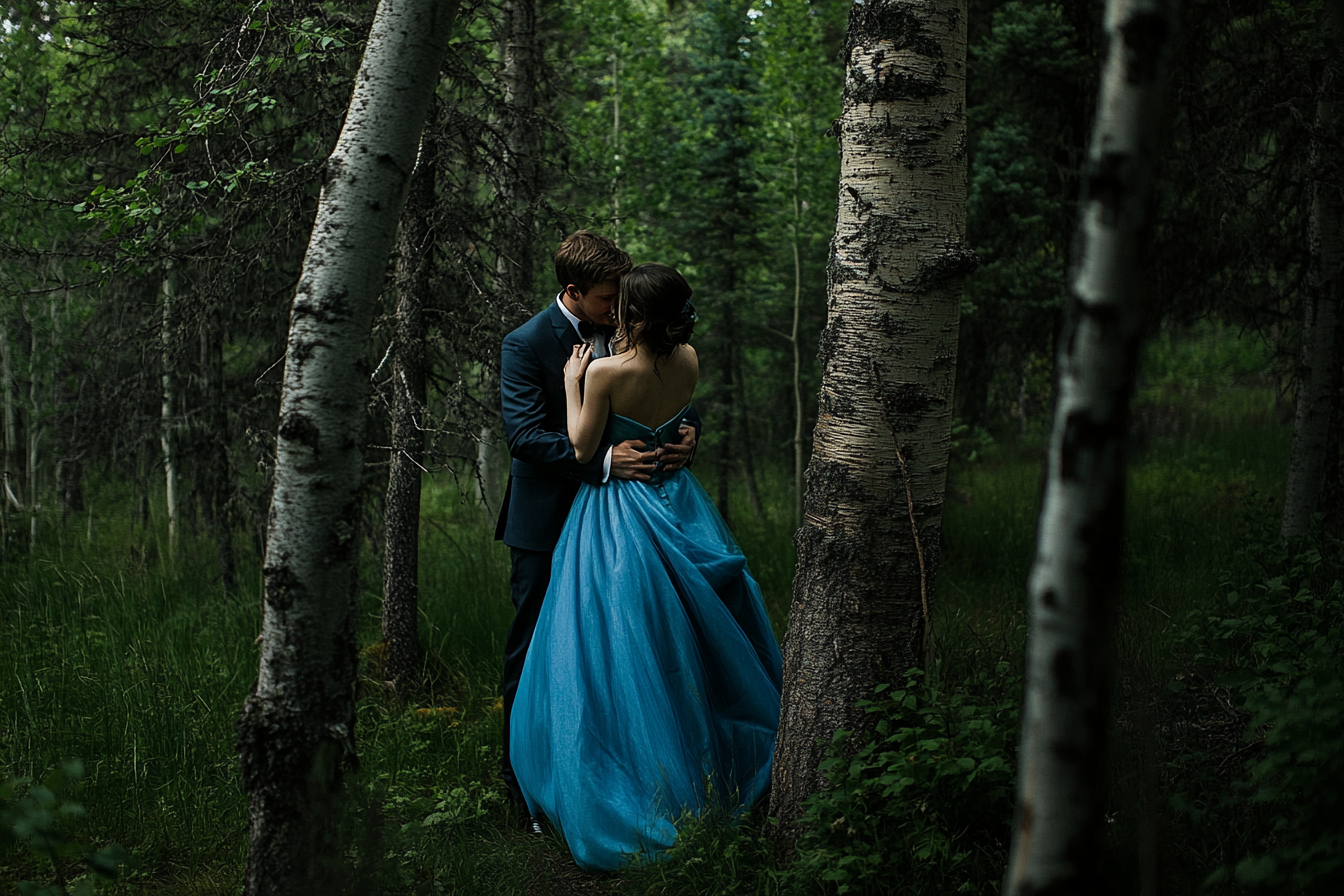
5, 324, 1338, 895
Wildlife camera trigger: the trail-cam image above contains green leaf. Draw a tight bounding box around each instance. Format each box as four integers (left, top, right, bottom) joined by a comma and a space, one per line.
1217, 668, 1257, 689
1234, 855, 1278, 885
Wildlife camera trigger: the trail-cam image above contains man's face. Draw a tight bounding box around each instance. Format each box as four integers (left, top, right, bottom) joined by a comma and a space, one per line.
564, 278, 619, 327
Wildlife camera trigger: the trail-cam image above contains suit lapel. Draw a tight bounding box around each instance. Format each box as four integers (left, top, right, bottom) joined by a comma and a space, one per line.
548, 301, 581, 354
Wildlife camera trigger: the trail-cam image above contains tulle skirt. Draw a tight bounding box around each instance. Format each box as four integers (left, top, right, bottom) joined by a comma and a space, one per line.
510, 470, 783, 870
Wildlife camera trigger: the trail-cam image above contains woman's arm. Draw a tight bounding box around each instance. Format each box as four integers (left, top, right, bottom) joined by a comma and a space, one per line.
501, 333, 606, 482
564, 345, 614, 464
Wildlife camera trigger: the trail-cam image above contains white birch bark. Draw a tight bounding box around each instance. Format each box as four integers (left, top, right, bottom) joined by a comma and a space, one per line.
236, 2, 458, 892
771, 0, 974, 842
1004, 2, 1177, 892
1282, 3, 1342, 538
1, 322, 17, 492
160, 267, 179, 556
27, 325, 40, 549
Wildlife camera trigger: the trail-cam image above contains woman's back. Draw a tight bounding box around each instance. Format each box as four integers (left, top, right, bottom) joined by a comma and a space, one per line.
594, 343, 698, 431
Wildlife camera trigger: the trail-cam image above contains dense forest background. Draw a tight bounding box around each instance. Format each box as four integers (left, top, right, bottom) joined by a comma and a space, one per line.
2, 1, 1342, 894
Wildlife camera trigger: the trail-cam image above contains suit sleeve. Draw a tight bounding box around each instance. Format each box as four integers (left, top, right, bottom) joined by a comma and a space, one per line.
500, 333, 608, 486
682, 405, 703, 468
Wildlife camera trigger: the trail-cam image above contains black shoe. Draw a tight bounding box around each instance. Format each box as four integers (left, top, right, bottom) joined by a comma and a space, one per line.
519, 812, 546, 836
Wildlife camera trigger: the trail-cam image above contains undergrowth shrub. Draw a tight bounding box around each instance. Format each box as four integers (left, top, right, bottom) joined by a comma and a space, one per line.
626, 808, 790, 896
794, 666, 1020, 896
1, 761, 133, 895
1174, 522, 1344, 893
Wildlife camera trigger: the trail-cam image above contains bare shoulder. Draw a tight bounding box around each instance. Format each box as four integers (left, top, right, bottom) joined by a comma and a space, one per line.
586, 355, 623, 377
584, 356, 626, 387
673, 344, 699, 379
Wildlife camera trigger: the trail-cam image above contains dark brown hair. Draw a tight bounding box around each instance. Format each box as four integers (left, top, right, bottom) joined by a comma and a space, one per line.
615, 263, 696, 362
553, 230, 632, 294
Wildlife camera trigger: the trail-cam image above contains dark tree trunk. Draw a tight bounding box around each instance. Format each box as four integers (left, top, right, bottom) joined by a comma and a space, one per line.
201, 315, 236, 597
1282, 1, 1343, 538
737, 336, 764, 519
717, 302, 737, 524
214, 390, 236, 595
381, 125, 436, 689
1317, 317, 1344, 528
479, 0, 539, 520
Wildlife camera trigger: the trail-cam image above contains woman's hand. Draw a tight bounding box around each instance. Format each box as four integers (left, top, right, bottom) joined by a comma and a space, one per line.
566, 343, 609, 464
565, 343, 594, 390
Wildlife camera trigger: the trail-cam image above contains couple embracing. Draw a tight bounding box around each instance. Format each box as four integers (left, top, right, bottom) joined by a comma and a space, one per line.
494, 231, 784, 870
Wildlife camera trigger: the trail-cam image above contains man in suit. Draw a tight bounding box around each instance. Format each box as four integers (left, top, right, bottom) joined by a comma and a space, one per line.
494, 231, 699, 832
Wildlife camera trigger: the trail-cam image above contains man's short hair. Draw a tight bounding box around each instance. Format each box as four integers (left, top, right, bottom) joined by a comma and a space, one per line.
554, 231, 632, 294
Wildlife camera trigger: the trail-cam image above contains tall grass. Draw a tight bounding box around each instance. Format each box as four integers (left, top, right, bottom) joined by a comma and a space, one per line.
1, 538, 259, 888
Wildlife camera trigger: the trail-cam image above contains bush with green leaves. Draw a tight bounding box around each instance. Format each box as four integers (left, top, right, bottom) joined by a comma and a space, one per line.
2, 761, 133, 896
1175, 524, 1344, 893
793, 667, 1019, 896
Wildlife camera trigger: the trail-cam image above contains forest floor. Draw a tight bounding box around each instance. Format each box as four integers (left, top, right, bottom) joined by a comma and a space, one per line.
3, 329, 1324, 895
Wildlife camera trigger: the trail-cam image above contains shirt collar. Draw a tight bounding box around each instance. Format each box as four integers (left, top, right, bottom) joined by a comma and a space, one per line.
555, 294, 585, 334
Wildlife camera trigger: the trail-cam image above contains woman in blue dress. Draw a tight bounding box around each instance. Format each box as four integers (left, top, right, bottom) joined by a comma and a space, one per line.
510, 263, 783, 871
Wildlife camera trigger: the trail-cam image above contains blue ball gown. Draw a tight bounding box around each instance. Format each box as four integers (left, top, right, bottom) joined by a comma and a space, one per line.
510, 406, 784, 871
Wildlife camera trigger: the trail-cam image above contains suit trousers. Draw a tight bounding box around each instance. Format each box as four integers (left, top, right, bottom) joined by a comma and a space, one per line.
501, 545, 552, 809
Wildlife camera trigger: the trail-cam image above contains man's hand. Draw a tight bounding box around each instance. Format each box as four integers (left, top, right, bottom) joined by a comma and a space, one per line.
609, 439, 657, 481
656, 425, 697, 473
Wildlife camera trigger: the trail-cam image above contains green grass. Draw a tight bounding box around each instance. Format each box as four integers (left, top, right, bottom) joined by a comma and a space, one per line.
1, 541, 258, 890
0, 323, 1304, 893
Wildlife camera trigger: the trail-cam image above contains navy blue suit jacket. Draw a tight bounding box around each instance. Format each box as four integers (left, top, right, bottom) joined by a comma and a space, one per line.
494, 301, 700, 552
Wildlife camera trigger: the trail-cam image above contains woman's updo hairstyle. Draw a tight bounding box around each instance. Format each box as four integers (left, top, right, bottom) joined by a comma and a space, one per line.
615, 263, 696, 363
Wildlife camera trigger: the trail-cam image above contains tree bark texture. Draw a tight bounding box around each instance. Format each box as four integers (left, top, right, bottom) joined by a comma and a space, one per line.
1003, 2, 1177, 893
498, 0, 537, 260
27, 325, 41, 549
236, 3, 458, 893
201, 317, 237, 597
381, 129, 436, 689
477, 0, 538, 519
2, 323, 17, 492
792, 165, 806, 530
770, 0, 972, 844
160, 267, 180, 557
1282, 3, 1342, 538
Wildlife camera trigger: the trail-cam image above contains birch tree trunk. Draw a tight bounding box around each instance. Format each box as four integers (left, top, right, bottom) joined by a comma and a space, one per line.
235, 3, 458, 892
1, 322, 17, 498
770, 0, 973, 844
1004, 2, 1177, 892
160, 267, 180, 557
1282, 0, 1342, 539
0, 322, 12, 557
27, 323, 41, 550
382, 126, 436, 690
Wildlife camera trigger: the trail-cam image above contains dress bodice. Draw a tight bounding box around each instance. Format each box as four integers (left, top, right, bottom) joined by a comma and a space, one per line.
605, 404, 691, 484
